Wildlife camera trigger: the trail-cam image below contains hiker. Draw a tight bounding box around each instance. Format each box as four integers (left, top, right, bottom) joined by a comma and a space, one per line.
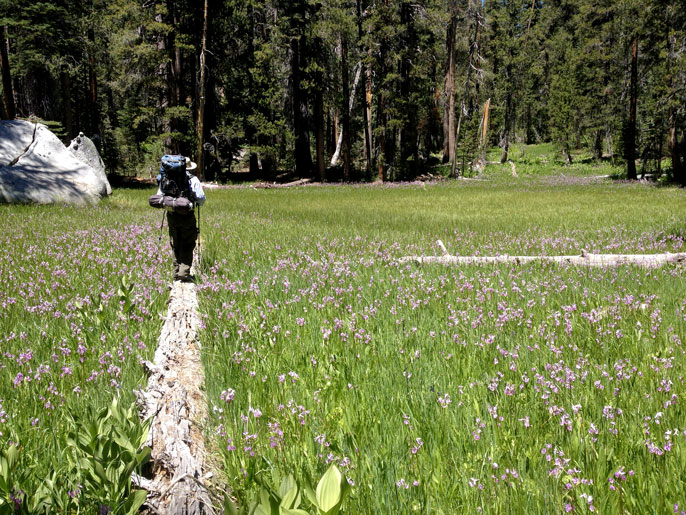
149, 155, 206, 282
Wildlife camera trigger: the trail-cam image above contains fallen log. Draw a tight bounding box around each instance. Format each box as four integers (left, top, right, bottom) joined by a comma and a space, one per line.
398, 243, 686, 268
136, 281, 214, 514
251, 178, 313, 189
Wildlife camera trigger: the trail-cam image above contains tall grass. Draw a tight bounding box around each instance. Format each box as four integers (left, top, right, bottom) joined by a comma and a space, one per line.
197, 167, 686, 512
0, 191, 168, 510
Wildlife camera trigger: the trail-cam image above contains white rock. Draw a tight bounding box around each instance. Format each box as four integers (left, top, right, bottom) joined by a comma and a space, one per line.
0, 120, 108, 205
68, 131, 111, 195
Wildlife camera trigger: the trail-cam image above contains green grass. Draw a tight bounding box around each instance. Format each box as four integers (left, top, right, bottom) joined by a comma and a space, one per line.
0, 191, 168, 510
196, 152, 686, 513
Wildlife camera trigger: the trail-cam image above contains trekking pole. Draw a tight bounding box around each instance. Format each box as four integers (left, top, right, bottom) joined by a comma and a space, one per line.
158, 210, 166, 240
154, 210, 166, 260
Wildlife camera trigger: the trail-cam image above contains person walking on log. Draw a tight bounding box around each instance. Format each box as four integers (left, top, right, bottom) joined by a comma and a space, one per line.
149, 155, 206, 282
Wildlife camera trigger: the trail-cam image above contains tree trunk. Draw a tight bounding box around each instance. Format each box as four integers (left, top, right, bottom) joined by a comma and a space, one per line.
1, 25, 16, 119
480, 98, 490, 149
399, 2, 418, 175
195, 0, 208, 181
341, 36, 351, 180
330, 62, 361, 168
246, 4, 260, 176
326, 109, 334, 158
61, 71, 73, 138
87, 25, 99, 137
453, 3, 479, 176
314, 88, 325, 181
669, 107, 684, 184
376, 2, 388, 182
399, 246, 686, 268
377, 89, 386, 182
594, 129, 603, 160
291, 36, 313, 177
313, 39, 325, 181
500, 90, 512, 164
442, 9, 457, 163
625, 33, 638, 180
561, 142, 572, 164
365, 57, 373, 175
136, 282, 212, 514
357, 0, 372, 175
156, 12, 171, 152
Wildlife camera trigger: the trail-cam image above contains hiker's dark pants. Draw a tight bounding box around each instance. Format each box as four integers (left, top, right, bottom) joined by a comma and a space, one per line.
167, 211, 197, 281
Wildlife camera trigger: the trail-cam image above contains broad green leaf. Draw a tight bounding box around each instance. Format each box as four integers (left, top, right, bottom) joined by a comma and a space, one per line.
280, 509, 309, 515
113, 431, 135, 453
123, 489, 148, 515
315, 465, 342, 513
279, 474, 297, 499
136, 446, 152, 467
253, 503, 271, 515
279, 475, 298, 508
303, 480, 317, 507
0, 457, 8, 482
94, 460, 108, 482
6, 445, 18, 471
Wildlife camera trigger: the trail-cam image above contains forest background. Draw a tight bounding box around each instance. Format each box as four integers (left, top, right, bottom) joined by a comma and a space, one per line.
0, 0, 684, 184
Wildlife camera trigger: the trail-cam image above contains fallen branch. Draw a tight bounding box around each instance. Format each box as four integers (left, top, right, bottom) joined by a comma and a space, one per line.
399, 244, 686, 268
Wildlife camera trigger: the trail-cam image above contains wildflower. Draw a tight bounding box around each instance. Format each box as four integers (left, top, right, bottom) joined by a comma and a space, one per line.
396, 478, 409, 489
220, 389, 235, 402
437, 393, 452, 408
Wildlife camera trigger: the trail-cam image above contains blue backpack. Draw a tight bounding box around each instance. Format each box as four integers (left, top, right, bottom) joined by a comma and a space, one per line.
159, 155, 190, 199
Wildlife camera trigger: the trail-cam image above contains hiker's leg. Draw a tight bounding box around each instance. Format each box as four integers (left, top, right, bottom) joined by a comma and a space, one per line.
177, 218, 197, 280
169, 213, 197, 281
167, 213, 183, 280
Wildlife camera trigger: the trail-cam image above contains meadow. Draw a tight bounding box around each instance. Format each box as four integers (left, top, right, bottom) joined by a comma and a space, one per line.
0, 145, 685, 513
197, 150, 686, 513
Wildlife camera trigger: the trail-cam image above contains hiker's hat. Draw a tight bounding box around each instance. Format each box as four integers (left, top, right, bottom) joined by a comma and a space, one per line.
185, 157, 197, 171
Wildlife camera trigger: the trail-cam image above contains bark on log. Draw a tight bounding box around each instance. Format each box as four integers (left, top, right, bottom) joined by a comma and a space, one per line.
136, 281, 213, 514
398, 248, 686, 268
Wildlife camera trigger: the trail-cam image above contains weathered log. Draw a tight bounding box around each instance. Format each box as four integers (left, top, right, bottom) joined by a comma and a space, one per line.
398, 247, 686, 268
136, 281, 214, 514
251, 178, 313, 189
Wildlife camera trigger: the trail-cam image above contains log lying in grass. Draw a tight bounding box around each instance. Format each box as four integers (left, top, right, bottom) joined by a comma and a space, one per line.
251, 177, 313, 189
398, 242, 686, 268
136, 281, 214, 514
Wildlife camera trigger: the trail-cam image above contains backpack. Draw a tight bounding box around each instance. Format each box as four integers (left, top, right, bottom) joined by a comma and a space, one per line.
159, 155, 191, 199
